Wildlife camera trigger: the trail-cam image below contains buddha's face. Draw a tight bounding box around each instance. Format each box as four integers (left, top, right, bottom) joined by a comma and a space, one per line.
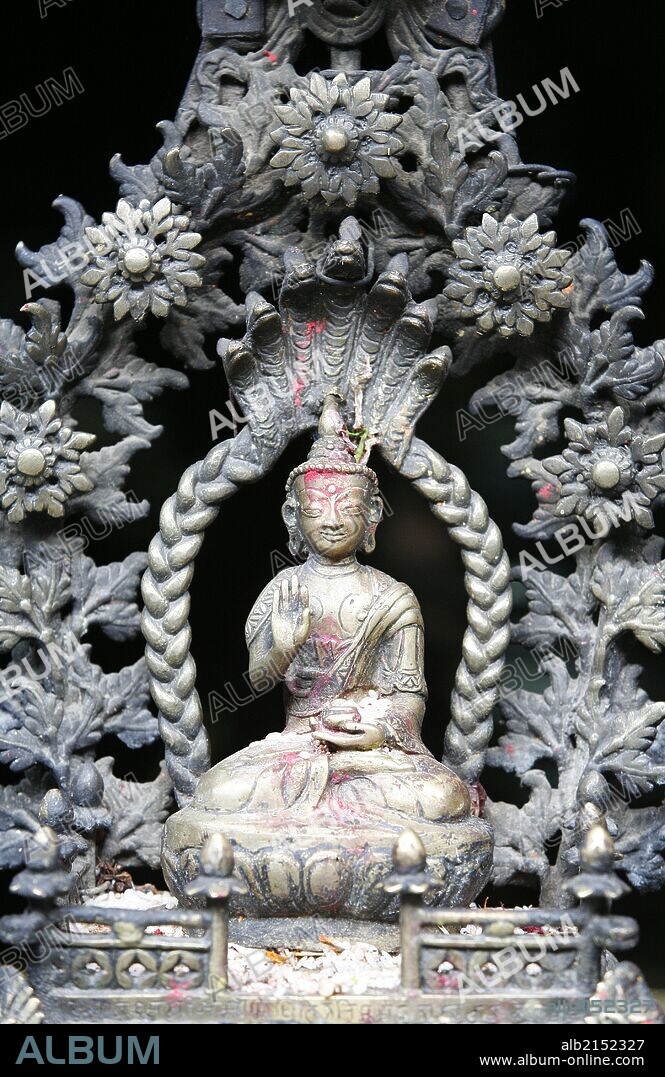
292, 470, 380, 561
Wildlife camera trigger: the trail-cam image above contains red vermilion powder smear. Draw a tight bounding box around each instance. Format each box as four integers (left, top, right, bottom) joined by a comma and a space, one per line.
305, 319, 326, 343
303, 468, 337, 487
291, 376, 306, 407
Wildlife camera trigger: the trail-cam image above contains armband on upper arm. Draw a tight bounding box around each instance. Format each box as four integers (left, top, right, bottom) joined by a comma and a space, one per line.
381, 624, 426, 695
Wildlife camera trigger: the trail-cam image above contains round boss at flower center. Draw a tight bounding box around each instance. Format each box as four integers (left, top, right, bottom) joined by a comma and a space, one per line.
317, 115, 358, 162
123, 246, 153, 275
590, 459, 622, 490
583, 444, 635, 494
16, 447, 47, 478
493, 264, 522, 293
321, 125, 351, 154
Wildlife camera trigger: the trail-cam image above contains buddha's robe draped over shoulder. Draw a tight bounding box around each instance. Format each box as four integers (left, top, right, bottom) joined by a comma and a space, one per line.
191, 565, 468, 819
245, 566, 426, 724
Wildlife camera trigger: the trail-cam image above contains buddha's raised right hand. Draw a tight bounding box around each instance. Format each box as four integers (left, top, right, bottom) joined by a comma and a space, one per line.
270, 574, 311, 663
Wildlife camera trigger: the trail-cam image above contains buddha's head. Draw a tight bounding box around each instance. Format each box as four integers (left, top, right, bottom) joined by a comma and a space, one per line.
283, 396, 383, 562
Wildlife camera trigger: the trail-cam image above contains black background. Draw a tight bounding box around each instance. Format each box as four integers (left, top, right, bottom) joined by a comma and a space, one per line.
0, 0, 663, 988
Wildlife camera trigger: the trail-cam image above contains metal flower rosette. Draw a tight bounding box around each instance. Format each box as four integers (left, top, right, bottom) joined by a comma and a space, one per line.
0, 0, 664, 1025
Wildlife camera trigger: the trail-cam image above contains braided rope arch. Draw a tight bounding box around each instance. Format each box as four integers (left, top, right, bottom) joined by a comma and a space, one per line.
141, 423, 512, 808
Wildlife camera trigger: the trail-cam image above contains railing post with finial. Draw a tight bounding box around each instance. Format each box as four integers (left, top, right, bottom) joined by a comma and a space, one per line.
382, 829, 432, 991
563, 818, 630, 996
185, 833, 247, 994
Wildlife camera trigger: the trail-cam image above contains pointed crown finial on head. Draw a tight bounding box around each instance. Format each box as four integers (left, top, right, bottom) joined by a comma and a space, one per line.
285, 394, 379, 493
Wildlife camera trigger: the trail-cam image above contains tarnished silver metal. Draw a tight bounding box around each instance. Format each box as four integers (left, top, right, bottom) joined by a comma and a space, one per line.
198, 0, 266, 41
0, 0, 663, 1024
159, 405, 501, 918
141, 222, 512, 828
382, 830, 431, 990
185, 834, 247, 992
142, 223, 515, 921
11, 823, 661, 1025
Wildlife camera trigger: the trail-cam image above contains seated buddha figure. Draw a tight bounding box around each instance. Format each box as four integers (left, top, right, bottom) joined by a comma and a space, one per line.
164, 398, 492, 920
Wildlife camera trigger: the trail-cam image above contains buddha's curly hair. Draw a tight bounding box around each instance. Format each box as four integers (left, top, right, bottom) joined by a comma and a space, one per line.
285, 459, 378, 493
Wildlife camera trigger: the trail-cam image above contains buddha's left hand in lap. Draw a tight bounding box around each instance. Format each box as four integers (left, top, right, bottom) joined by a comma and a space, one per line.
311, 699, 386, 751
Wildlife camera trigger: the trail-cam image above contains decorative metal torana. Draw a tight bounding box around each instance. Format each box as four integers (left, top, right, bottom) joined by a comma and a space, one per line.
0, 0, 664, 1025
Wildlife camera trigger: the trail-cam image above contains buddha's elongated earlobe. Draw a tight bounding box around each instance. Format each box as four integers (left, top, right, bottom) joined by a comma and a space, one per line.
362, 492, 384, 553
281, 494, 296, 533
282, 492, 306, 558
288, 530, 307, 559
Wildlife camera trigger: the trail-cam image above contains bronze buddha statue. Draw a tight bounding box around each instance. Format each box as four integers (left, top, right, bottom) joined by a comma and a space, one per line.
163, 396, 492, 920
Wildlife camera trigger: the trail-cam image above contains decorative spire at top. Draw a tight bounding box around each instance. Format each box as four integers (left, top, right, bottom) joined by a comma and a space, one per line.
285, 394, 379, 492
